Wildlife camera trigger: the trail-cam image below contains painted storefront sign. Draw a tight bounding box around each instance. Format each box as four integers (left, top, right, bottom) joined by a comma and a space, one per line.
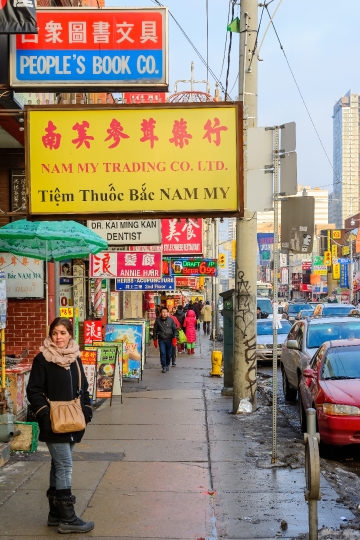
90, 251, 162, 278
87, 219, 161, 245
0, 253, 44, 298
26, 104, 240, 215
10, 8, 168, 89
161, 218, 203, 255
122, 92, 167, 104
105, 323, 143, 379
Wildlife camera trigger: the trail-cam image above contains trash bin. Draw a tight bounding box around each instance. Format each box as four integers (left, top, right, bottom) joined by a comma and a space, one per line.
219, 289, 234, 395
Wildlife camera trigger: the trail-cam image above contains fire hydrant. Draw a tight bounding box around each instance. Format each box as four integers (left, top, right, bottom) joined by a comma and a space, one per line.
210, 350, 223, 377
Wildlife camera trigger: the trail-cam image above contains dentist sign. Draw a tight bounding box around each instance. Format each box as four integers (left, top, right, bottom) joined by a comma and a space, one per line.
10, 7, 168, 91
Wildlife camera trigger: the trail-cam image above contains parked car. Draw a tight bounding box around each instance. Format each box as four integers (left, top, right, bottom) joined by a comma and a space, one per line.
313, 303, 354, 317
282, 302, 309, 322
256, 319, 292, 363
280, 316, 360, 401
295, 308, 315, 320
256, 297, 273, 319
299, 339, 360, 447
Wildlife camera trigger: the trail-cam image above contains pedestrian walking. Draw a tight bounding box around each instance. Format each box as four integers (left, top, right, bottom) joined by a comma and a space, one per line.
174, 305, 186, 353
183, 309, 197, 354
26, 317, 94, 534
168, 312, 181, 366
153, 307, 178, 372
201, 301, 212, 335
193, 301, 201, 330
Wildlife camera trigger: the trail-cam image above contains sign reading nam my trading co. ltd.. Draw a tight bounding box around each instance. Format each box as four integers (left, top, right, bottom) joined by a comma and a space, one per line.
10, 8, 168, 90
87, 219, 161, 245
27, 104, 240, 216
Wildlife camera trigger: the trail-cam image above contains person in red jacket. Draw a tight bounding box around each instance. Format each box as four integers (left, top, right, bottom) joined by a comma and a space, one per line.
183, 309, 197, 354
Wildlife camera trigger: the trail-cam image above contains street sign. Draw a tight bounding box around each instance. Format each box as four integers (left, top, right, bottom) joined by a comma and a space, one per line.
87, 219, 161, 245
10, 7, 168, 91
280, 122, 296, 153
246, 127, 273, 212
281, 196, 314, 254
280, 151, 297, 196
115, 277, 175, 290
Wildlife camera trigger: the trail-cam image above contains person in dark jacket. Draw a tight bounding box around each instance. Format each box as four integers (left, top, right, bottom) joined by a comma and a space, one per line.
174, 305, 186, 354
27, 317, 94, 534
153, 307, 178, 372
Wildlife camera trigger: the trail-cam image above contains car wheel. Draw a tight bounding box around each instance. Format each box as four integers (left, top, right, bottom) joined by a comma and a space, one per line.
298, 392, 307, 432
282, 369, 297, 401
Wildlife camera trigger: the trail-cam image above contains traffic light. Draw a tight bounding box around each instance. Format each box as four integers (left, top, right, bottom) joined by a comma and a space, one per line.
323, 251, 331, 266
218, 253, 226, 268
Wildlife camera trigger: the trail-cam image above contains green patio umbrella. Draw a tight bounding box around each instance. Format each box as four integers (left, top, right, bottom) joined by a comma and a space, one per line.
0, 220, 108, 327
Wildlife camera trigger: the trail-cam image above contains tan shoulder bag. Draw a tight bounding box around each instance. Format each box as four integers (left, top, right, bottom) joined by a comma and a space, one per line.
47, 359, 86, 434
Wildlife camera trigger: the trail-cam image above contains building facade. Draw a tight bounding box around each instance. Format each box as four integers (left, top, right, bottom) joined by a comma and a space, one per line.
330, 90, 360, 228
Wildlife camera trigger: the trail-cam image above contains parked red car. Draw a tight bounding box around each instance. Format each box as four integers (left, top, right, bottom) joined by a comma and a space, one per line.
299, 339, 360, 447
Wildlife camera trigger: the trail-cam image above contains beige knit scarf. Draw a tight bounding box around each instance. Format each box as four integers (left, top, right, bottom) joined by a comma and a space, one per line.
40, 337, 80, 369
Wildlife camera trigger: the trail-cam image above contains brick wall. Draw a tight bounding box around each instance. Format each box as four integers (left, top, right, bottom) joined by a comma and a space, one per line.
6, 300, 47, 360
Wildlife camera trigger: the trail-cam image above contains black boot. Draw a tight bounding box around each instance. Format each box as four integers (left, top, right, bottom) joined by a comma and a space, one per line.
55, 489, 94, 534
46, 487, 59, 526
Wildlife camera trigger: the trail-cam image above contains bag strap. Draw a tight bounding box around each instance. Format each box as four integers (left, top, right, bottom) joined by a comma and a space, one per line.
75, 358, 82, 391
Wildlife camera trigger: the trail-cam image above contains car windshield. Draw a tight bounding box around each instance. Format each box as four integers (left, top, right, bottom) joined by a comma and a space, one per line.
299, 310, 313, 317
307, 321, 360, 349
321, 306, 353, 316
257, 299, 273, 314
257, 321, 291, 335
322, 346, 360, 380
288, 304, 311, 314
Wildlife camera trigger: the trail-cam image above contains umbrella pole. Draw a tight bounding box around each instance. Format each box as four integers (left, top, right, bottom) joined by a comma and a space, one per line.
45, 243, 49, 334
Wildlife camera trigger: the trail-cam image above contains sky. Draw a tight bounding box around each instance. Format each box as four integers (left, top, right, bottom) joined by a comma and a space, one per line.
106, 0, 360, 195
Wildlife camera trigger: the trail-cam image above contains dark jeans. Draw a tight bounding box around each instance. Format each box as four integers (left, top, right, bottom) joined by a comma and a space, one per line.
159, 339, 173, 367
203, 321, 210, 335
47, 442, 75, 490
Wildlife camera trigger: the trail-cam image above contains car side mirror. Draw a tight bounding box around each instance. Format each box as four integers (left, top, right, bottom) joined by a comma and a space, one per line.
303, 367, 315, 378
287, 339, 299, 350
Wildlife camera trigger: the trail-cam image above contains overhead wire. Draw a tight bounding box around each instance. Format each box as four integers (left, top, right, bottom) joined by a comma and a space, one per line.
206, 0, 209, 84
219, 0, 232, 81
150, 0, 232, 99
224, 0, 236, 101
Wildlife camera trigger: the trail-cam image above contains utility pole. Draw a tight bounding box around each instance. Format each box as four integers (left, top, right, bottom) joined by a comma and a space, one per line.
233, 0, 258, 413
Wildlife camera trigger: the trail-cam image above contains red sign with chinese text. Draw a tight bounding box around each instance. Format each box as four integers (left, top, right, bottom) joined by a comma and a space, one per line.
123, 92, 167, 104
175, 277, 198, 288
84, 320, 103, 345
90, 251, 162, 278
162, 219, 203, 255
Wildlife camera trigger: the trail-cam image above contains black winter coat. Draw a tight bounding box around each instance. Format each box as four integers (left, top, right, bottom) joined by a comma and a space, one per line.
174, 308, 185, 329
26, 353, 92, 443
153, 316, 178, 341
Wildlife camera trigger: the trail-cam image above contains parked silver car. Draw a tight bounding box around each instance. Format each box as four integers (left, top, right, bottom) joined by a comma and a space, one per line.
280, 316, 360, 401
256, 319, 292, 362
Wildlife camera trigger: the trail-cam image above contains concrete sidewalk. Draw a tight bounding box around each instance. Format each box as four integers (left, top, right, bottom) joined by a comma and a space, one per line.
0, 333, 354, 539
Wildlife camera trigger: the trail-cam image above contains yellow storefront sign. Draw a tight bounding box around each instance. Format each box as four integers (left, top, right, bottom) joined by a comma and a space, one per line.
332, 263, 340, 280
332, 230, 341, 239
26, 105, 241, 215
331, 244, 338, 257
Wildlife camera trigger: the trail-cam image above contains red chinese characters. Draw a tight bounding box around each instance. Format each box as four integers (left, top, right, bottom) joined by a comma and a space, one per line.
203, 118, 228, 146
169, 119, 192, 149
140, 118, 158, 148
42, 121, 61, 150
105, 119, 130, 149
72, 121, 94, 149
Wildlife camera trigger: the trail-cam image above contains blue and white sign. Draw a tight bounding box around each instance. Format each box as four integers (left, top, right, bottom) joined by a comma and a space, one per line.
10, 8, 168, 90
340, 263, 349, 288
116, 278, 175, 291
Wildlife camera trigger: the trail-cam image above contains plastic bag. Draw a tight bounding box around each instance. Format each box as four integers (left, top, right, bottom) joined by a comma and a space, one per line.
237, 397, 252, 414
178, 329, 187, 343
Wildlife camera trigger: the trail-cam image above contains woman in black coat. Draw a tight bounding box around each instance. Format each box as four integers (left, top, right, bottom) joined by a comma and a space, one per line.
27, 317, 94, 534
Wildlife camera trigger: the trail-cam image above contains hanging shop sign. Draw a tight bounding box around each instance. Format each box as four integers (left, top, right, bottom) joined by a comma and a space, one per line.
90, 251, 162, 278
26, 104, 241, 216
122, 92, 167, 104
80, 349, 97, 400
161, 218, 203, 255
340, 263, 349, 289
115, 277, 175, 291
313, 265, 327, 276
175, 277, 198, 288
87, 219, 161, 245
0, 253, 44, 299
0, 0, 37, 34
170, 258, 217, 277
10, 7, 168, 90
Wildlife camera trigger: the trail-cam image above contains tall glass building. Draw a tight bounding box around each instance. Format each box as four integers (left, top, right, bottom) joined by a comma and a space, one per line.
330, 90, 360, 227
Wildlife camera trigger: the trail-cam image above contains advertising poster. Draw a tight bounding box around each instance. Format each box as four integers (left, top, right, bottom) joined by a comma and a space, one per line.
0, 253, 44, 299
92, 341, 123, 399
95, 346, 117, 399
80, 349, 97, 401
105, 323, 143, 379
